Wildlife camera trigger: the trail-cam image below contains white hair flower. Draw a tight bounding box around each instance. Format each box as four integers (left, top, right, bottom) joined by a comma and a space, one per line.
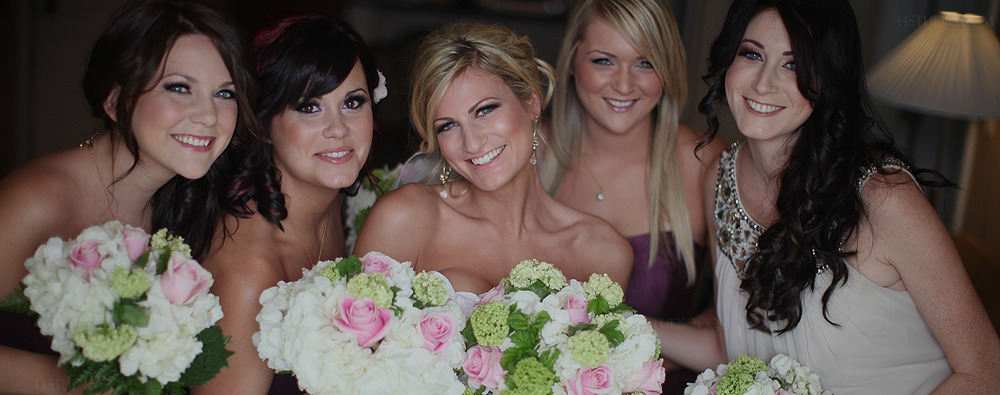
374, 70, 388, 103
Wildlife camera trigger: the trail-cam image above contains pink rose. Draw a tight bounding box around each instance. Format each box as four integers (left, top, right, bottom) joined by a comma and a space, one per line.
563, 294, 591, 325
420, 312, 456, 354
567, 365, 616, 395
68, 240, 104, 271
463, 345, 505, 389
475, 284, 505, 307
160, 253, 212, 304
777, 390, 793, 395
334, 296, 394, 348
362, 254, 393, 279
622, 359, 665, 395
120, 226, 149, 261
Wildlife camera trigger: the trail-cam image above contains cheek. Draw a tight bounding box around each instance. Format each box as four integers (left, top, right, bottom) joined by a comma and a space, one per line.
270, 117, 313, 157
219, 104, 238, 136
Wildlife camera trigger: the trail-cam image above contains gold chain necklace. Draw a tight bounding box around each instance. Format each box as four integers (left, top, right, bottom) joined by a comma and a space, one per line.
580, 150, 645, 201
82, 136, 115, 220
286, 211, 330, 265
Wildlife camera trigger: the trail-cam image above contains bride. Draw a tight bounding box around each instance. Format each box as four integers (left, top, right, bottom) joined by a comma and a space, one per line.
354, 22, 631, 295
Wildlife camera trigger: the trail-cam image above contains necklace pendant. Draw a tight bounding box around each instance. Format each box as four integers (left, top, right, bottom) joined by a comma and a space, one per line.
440, 189, 449, 199
596, 192, 605, 201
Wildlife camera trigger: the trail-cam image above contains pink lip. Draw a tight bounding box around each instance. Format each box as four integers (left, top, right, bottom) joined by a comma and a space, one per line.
171, 134, 215, 153
315, 147, 355, 164
603, 98, 637, 113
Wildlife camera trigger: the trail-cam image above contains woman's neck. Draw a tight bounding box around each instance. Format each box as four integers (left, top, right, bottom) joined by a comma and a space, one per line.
579, 117, 652, 159
461, 164, 551, 236
91, 133, 172, 229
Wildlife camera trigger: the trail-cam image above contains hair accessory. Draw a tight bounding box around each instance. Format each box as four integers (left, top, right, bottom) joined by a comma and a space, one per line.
439, 165, 451, 199
529, 130, 539, 166
373, 70, 388, 103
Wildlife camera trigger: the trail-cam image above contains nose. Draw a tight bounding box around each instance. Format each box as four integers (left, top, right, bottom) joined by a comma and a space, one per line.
612, 67, 636, 95
190, 95, 219, 127
321, 111, 350, 139
461, 126, 487, 154
752, 66, 778, 95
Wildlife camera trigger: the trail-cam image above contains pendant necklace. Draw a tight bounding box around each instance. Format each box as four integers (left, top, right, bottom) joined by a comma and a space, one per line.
83, 136, 116, 220
580, 150, 646, 202
286, 212, 330, 265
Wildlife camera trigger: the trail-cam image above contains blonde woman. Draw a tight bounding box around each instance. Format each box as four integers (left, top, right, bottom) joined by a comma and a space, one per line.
355, 22, 631, 297
540, 0, 725, 390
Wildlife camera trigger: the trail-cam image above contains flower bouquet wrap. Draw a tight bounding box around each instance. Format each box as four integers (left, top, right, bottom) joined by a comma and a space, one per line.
684, 354, 833, 395
254, 251, 467, 395
0, 221, 231, 394
460, 259, 666, 395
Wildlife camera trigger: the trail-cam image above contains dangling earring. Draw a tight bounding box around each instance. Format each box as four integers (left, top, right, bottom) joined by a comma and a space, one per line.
439, 165, 451, 199
529, 116, 539, 166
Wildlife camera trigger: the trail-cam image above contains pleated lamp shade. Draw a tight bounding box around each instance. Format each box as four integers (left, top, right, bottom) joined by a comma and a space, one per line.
868, 12, 1000, 119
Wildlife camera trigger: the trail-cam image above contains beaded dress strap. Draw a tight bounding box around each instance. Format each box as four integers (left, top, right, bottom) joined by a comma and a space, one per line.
714, 141, 762, 275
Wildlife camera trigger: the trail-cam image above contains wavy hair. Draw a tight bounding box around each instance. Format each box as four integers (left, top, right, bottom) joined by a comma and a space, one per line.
698, 0, 949, 334
193, 12, 380, 259
410, 22, 555, 180
80, 0, 260, 261
541, 0, 696, 282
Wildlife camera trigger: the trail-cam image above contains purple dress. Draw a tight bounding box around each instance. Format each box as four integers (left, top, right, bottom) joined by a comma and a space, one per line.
624, 232, 707, 394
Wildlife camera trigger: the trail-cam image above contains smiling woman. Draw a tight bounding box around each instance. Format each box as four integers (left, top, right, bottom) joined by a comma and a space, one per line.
353, 22, 632, 297
0, 1, 256, 393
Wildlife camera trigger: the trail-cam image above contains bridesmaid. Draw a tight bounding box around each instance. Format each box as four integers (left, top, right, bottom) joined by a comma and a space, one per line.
0, 1, 255, 393
190, 12, 381, 394
541, 0, 725, 391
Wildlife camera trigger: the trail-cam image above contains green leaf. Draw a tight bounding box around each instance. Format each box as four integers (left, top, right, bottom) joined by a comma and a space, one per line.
566, 323, 596, 337
508, 311, 532, 331
156, 249, 171, 274
177, 325, 235, 387
525, 279, 554, 299
610, 302, 637, 314
337, 256, 363, 277
461, 321, 477, 347
140, 379, 163, 395
162, 381, 186, 395
533, 311, 551, 331
538, 348, 560, 370
587, 295, 611, 315
135, 251, 149, 268
501, 346, 532, 372
113, 299, 149, 327
510, 330, 538, 350
0, 283, 34, 315
475, 386, 487, 395
599, 324, 625, 348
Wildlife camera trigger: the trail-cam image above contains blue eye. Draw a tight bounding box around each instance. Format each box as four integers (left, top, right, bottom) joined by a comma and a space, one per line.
216, 89, 235, 100
638, 60, 654, 69
738, 50, 762, 61
436, 121, 457, 134
165, 83, 190, 93
784, 61, 797, 71
476, 104, 498, 117
592, 57, 613, 66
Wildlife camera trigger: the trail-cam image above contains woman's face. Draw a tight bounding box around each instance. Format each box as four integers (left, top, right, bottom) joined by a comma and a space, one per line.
571, 17, 662, 137
129, 34, 237, 180
434, 67, 539, 191
725, 9, 813, 144
271, 60, 373, 192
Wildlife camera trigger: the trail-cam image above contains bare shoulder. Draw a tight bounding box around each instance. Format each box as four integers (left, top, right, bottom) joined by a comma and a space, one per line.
676, 124, 726, 170
0, 151, 84, 228
203, 215, 284, 290
353, 183, 441, 259
859, 170, 928, 223
565, 211, 633, 286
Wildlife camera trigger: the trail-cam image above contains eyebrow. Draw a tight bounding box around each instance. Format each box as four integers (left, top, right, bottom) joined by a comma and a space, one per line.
162, 72, 235, 89
741, 39, 794, 56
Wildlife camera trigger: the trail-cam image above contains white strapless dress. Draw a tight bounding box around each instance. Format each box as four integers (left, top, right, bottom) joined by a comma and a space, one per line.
428, 271, 480, 317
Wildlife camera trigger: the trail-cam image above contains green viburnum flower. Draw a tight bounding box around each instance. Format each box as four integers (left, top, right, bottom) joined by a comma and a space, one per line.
716, 354, 767, 395
654, 331, 661, 358
509, 357, 556, 395
347, 273, 393, 308
583, 273, 623, 307
319, 262, 341, 282
149, 229, 191, 258
412, 272, 448, 306
73, 325, 138, 362
110, 267, 150, 298
149, 229, 170, 251
469, 301, 510, 347
592, 313, 627, 332
462, 388, 476, 395
507, 259, 566, 290
567, 330, 610, 367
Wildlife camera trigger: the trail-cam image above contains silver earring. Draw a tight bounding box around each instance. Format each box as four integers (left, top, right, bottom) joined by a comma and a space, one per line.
529, 116, 539, 166
439, 165, 451, 199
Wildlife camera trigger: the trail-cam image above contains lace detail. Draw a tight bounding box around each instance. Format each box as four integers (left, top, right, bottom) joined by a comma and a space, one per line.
714, 141, 761, 276
857, 155, 916, 192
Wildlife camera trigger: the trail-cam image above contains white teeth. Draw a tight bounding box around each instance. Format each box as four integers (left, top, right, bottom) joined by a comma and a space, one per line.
173, 135, 211, 147
606, 98, 635, 108
747, 98, 783, 113
320, 151, 350, 159
471, 146, 504, 166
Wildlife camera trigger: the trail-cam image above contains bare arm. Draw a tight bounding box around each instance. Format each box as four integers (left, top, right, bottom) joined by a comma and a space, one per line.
353, 184, 435, 269
861, 175, 1000, 393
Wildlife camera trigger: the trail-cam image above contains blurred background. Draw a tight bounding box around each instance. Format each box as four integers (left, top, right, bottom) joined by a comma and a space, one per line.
1, 0, 999, 322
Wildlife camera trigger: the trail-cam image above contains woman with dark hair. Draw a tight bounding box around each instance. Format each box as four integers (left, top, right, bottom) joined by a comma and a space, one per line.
354, 22, 631, 297
190, 12, 381, 394
659, 0, 1000, 393
0, 1, 255, 392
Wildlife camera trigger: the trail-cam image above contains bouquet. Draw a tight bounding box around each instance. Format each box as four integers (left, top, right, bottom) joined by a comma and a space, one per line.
684, 354, 833, 395
0, 221, 230, 394
460, 259, 666, 395
254, 251, 467, 395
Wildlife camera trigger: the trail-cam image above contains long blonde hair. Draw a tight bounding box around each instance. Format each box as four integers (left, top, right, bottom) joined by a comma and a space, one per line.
410, 22, 555, 180
541, 0, 695, 284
